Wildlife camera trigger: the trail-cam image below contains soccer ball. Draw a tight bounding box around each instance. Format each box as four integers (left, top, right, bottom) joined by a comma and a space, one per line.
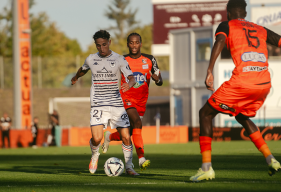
104, 157, 124, 177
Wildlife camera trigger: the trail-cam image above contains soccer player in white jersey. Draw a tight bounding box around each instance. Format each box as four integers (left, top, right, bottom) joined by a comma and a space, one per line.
71, 30, 139, 175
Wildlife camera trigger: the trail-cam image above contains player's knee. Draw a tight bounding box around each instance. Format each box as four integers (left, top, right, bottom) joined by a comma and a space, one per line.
133, 118, 142, 128
92, 136, 102, 145
121, 134, 131, 145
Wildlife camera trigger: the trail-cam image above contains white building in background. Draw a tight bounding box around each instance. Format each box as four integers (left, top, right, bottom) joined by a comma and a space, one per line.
167, 0, 281, 127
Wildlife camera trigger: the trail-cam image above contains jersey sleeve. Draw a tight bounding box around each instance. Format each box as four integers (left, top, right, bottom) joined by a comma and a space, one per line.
81, 57, 90, 71
215, 21, 229, 38
150, 56, 160, 75
264, 27, 281, 47
119, 56, 133, 78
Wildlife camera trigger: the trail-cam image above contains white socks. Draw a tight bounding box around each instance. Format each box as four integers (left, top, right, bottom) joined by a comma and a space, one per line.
89, 138, 100, 157
266, 155, 275, 165
139, 157, 146, 166
201, 162, 212, 172
122, 143, 133, 169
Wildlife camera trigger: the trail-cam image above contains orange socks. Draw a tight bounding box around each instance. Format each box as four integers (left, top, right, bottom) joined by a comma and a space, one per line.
109, 131, 121, 141
132, 129, 144, 159
199, 136, 212, 163
249, 131, 271, 158
202, 150, 212, 163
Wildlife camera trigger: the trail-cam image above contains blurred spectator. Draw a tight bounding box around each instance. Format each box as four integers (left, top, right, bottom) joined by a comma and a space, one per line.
30, 117, 39, 148
0, 113, 11, 148
49, 110, 59, 146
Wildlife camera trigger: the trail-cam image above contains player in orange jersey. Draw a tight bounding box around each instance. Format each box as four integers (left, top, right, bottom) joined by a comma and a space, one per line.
102, 32, 163, 171
190, 0, 281, 182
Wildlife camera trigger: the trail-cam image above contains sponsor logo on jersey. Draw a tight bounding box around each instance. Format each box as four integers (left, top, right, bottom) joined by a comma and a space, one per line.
241, 52, 266, 63
94, 59, 102, 61
97, 67, 112, 73
142, 59, 147, 64
110, 61, 116, 68
142, 64, 148, 69
93, 62, 99, 65
93, 73, 117, 78
243, 66, 267, 72
133, 72, 147, 88
219, 103, 236, 112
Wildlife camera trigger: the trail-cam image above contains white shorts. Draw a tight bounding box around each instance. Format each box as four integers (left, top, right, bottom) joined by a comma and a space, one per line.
90, 106, 130, 129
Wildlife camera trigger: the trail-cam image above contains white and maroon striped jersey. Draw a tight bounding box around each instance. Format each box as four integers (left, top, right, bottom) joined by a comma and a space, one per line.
82, 51, 133, 107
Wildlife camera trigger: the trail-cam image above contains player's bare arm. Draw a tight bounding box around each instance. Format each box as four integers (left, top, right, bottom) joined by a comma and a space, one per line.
205, 34, 226, 92
71, 67, 89, 85
121, 75, 136, 92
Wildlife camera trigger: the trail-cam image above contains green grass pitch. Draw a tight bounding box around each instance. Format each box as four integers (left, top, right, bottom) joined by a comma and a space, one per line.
0, 141, 281, 192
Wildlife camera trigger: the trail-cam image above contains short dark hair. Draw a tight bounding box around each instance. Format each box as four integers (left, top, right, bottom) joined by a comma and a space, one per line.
127, 32, 142, 43
93, 30, 110, 41
227, 0, 247, 12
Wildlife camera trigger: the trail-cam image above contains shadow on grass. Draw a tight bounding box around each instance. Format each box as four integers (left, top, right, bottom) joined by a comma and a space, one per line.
1, 153, 280, 176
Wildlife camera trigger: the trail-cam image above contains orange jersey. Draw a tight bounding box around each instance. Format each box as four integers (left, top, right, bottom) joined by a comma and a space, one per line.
216, 19, 281, 89
120, 53, 160, 113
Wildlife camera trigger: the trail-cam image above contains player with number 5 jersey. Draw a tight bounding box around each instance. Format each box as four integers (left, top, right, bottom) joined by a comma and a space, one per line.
190, 0, 281, 182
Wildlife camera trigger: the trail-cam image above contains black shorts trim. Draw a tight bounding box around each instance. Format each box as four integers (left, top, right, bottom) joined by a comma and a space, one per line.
125, 107, 137, 111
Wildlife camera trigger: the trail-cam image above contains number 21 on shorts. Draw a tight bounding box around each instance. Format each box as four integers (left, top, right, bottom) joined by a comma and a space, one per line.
93, 109, 103, 123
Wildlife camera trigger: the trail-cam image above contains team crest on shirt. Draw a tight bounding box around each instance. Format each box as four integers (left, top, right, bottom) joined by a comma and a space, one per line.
109, 61, 116, 68
142, 59, 147, 64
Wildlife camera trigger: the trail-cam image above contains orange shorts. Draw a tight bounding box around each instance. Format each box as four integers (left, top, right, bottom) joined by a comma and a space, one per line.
122, 97, 146, 116
208, 81, 270, 117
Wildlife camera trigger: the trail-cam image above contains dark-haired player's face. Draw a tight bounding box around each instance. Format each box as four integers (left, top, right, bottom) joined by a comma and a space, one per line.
127, 35, 142, 55
95, 38, 111, 57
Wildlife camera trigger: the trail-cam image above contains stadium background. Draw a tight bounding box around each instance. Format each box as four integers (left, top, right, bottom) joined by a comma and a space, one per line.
0, 0, 281, 148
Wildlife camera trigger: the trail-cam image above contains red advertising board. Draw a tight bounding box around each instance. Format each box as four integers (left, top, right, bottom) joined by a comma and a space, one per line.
153, 1, 228, 44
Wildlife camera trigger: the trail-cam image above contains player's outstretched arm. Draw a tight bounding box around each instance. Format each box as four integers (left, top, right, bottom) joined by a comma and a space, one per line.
71, 67, 89, 85
205, 34, 226, 91
121, 75, 136, 92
